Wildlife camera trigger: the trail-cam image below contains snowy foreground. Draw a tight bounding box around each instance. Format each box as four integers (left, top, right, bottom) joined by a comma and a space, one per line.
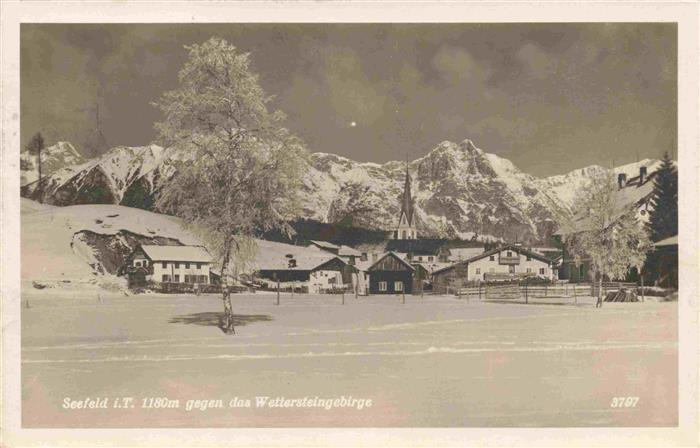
22, 292, 677, 427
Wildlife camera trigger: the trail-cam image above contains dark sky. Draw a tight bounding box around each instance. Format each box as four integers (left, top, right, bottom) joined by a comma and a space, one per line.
21, 23, 676, 177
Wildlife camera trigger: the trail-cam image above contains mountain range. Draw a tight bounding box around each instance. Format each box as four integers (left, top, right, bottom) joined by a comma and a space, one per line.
20, 139, 661, 243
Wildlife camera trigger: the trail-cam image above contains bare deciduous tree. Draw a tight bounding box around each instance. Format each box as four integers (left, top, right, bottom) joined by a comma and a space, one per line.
153, 37, 308, 334
559, 172, 651, 307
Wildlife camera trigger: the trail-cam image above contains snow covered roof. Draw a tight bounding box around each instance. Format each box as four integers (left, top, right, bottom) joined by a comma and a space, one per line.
140, 245, 212, 263
337, 245, 362, 257
432, 244, 553, 275
309, 240, 340, 250
367, 251, 415, 272
654, 235, 678, 247
251, 240, 351, 272
559, 170, 657, 235
448, 247, 484, 259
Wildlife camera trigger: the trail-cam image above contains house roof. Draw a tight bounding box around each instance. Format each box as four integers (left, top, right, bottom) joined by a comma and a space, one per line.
448, 247, 485, 259
256, 252, 340, 271
385, 238, 450, 255
140, 245, 212, 263
337, 245, 362, 257
432, 244, 554, 275
367, 251, 415, 272
556, 171, 658, 236
309, 240, 340, 250
654, 235, 678, 247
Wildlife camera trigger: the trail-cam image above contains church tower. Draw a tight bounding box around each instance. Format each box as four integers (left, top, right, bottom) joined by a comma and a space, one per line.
393, 165, 417, 240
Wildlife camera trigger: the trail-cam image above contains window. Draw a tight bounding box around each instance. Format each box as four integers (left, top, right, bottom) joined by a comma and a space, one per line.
174, 275, 180, 283
489, 255, 495, 261
539, 268, 545, 275
475, 268, 481, 275
507, 251, 512, 257
143, 260, 148, 266
197, 263, 202, 269
394, 281, 403, 292
526, 268, 532, 273
162, 274, 171, 282
349, 256, 356, 265
162, 261, 167, 268
135, 261, 142, 267
509, 265, 515, 274
428, 256, 434, 262
379, 281, 387, 292
174, 262, 180, 269
200, 275, 208, 283
402, 230, 406, 239
526, 255, 531, 261
185, 263, 190, 269
418, 256, 423, 261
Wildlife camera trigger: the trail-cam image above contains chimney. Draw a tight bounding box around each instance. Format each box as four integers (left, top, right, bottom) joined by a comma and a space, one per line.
639, 166, 647, 185
618, 173, 627, 189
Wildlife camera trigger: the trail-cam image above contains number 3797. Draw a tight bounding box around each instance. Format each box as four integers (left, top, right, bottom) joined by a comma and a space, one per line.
610, 396, 639, 408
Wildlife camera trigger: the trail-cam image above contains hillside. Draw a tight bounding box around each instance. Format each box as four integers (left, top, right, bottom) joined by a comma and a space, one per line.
20, 199, 336, 289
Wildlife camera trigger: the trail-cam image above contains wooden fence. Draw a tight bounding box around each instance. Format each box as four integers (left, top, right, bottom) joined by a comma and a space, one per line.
450, 281, 640, 303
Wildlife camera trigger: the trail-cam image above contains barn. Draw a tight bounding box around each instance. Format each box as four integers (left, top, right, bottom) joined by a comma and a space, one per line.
367, 252, 415, 295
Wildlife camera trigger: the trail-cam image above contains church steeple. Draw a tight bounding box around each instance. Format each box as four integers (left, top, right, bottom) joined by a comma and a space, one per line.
400, 165, 414, 227
393, 164, 417, 240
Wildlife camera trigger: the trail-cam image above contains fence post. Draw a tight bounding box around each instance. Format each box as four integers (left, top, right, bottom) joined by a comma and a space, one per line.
402, 288, 405, 304
640, 274, 645, 302
573, 282, 577, 304
291, 281, 295, 299
525, 280, 528, 304
478, 283, 482, 301
342, 288, 345, 305
544, 284, 547, 298
276, 280, 280, 306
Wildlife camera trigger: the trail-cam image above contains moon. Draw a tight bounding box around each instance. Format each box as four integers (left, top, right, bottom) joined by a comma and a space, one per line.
349, 121, 357, 127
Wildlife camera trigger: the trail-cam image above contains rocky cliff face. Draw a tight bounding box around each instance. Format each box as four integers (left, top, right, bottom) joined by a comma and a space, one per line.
20, 138, 660, 243
20, 141, 86, 186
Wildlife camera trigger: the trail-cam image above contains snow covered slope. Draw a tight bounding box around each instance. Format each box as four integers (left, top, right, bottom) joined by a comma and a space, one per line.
21, 199, 331, 287
21, 139, 663, 243
20, 141, 86, 186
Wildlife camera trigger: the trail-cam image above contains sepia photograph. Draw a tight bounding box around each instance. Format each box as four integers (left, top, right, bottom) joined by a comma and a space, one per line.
2, 2, 699, 447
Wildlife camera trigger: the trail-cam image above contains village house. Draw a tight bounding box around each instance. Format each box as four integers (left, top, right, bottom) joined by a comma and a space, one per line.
367, 251, 415, 294
432, 243, 558, 291
651, 235, 678, 288
555, 164, 659, 282
255, 248, 357, 294
126, 244, 213, 287
309, 240, 363, 266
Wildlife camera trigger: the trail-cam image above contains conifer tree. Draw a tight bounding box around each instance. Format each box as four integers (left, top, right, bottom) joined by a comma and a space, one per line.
25, 133, 45, 203
647, 151, 678, 241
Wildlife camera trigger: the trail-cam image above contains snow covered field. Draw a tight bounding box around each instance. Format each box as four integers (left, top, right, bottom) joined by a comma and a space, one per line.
21, 292, 677, 427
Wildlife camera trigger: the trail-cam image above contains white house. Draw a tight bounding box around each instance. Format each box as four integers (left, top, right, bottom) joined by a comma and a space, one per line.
129, 245, 213, 284
432, 244, 559, 289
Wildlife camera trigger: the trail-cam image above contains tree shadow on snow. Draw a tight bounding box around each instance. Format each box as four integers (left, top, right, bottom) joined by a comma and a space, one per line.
168, 312, 273, 333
